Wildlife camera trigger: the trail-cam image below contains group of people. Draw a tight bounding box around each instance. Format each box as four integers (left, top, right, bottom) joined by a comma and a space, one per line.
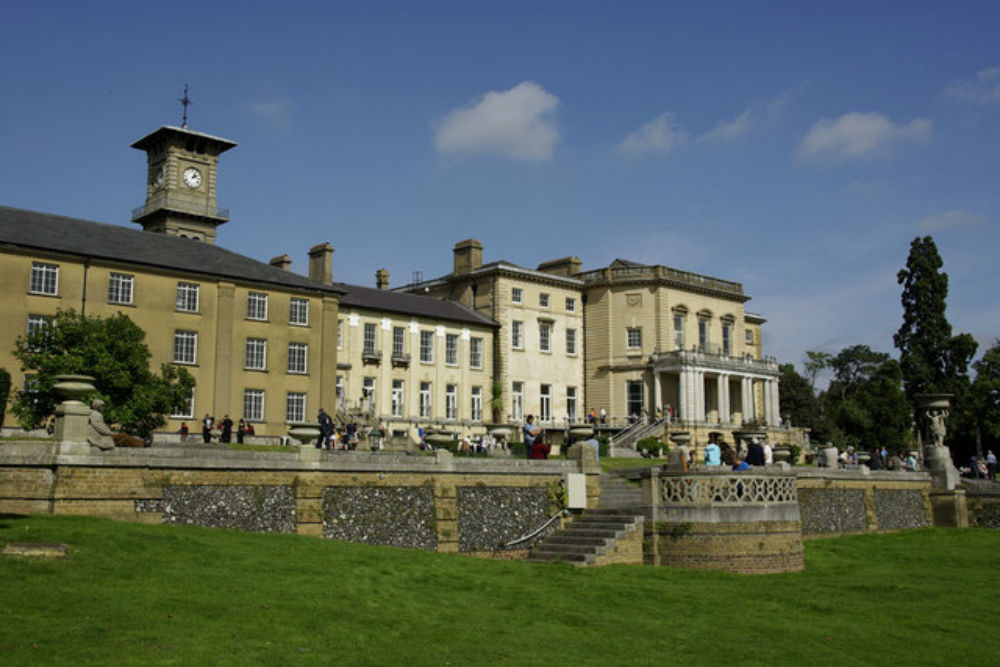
696, 433, 772, 471
962, 451, 997, 480
186, 414, 255, 444
586, 408, 607, 425
316, 408, 368, 450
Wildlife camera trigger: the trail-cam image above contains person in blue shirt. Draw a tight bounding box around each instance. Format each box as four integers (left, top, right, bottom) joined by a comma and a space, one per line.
732, 454, 751, 471
704, 441, 722, 466
523, 415, 541, 460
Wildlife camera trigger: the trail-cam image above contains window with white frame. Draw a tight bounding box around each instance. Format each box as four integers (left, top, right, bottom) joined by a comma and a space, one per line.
445, 384, 457, 420
247, 292, 268, 321
26, 315, 52, 350
243, 389, 265, 421
246, 338, 267, 370
567, 386, 578, 423
363, 322, 377, 356
511, 320, 523, 349
698, 318, 709, 351
539, 293, 550, 308
336, 375, 344, 406
511, 287, 523, 304
511, 381, 524, 421
177, 282, 199, 312
420, 330, 434, 363
171, 390, 194, 419
419, 382, 432, 419
566, 328, 577, 355
469, 337, 483, 369
337, 320, 343, 349
539, 384, 551, 422
392, 327, 405, 358
173, 331, 197, 364
29, 262, 58, 295
539, 322, 551, 352
288, 342, 307, 374
362, 377, 376, 405
445, 333, 459, 365
286, 392, 306, 423
392, 380, 404, 417
626, 327, 642, 350
108, 272, 134, 305
470, 386, 482, 421
289, 297, 309, 326
745, 329, 754, 344
673, 315, 685, 350
565, 297, 576, 312
722, 322, 732, 356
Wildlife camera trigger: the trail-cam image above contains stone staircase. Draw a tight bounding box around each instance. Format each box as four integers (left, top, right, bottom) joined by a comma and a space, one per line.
598, 473, 644, 509
526, 474, 645, 566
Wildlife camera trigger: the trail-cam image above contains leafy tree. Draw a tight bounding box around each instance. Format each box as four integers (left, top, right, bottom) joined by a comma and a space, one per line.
820, 345, 910, 452
803, 351, 832, 390
12, 310, 194, 436
893, 237, 978, 446
971, 340, 1000, 450
778, 363, 821, 430
0, 367, 10, 425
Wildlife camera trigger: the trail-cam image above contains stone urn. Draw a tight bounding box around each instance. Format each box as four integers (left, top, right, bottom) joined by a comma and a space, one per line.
773, 446, 791, 464
489, 427, 512, 442
668, 431, 691, 448
425, 431, 455, 449
858, 451, 872, 465
568, 424, 594, 443
53, 374, 96, 403
288, 424, 322, 446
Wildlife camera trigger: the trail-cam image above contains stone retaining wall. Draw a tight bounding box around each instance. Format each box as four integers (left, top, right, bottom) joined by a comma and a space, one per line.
0, 441, 598, 554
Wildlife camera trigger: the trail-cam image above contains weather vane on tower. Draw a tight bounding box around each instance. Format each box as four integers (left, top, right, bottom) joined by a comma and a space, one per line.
179, 84, 191, 129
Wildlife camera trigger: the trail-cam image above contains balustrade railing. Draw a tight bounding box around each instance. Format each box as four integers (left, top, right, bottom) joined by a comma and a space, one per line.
654, 471, 798, 506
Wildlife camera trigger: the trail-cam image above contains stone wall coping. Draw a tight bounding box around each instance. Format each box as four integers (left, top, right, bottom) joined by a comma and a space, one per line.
1, 441, 576, 476
795, 468, 930, 482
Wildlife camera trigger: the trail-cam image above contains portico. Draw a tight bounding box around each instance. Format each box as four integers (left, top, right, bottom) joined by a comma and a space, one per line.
650, 349, 780, 427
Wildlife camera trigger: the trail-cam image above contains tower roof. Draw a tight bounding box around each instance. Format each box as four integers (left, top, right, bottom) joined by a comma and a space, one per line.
131, 126, 237, 154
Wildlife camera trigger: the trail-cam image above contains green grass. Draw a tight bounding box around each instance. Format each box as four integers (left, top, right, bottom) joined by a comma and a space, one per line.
1, 516, 998, 666
600, 456, 665, 471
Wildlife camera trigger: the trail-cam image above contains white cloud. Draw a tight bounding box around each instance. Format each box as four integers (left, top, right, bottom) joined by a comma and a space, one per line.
944, 67, 1000, 103
616, 113, 688, 157
240, 98, 293, 129
699, 109, 752, 141
917, 209, 989, 232
797, 111, 931, 162
433, 81, 559, 161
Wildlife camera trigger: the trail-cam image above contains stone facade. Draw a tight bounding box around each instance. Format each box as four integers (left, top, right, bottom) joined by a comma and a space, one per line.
795, 470, 932, 537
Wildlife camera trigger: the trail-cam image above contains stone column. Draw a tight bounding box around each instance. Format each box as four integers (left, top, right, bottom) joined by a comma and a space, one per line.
653, 371, 663, 415
740, 377, 752, 424
763, 379, 774, 426
694, 370, 706, 424
717, 374, 730, 424
770, 380, 781, 426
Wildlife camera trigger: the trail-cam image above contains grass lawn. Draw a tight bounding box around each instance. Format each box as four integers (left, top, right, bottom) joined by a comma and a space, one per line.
0, 515, 997, 667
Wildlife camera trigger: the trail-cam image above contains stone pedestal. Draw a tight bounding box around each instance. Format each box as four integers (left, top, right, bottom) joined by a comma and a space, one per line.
924, 445, 960, 490
818, 447, 839, 468
667, 445, 689, 471
929, 489, 968, 528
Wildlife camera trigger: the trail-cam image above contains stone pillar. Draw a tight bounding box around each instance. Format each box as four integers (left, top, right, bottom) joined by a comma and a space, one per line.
717, 374, 730, 424
763, 379, 774, 426
653, 371, 663, 415
678, 369, 693, 422
694, 371, 705, 424
52, 375, 96, 455
740, 377, 752, 424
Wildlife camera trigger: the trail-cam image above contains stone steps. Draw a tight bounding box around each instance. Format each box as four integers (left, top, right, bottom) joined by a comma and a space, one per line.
598, 473, 643, 509
526, 509, 644, 566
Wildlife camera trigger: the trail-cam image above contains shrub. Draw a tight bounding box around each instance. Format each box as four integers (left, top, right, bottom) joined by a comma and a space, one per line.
788, 443, 802, 465
637, 436, 666, 457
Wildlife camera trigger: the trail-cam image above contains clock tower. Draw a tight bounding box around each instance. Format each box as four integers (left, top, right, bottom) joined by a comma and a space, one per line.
130, 125, 237, 244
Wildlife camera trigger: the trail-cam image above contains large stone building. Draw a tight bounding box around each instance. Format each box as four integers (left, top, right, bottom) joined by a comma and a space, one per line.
0, 120, 785, 447
403, 241, 586, 428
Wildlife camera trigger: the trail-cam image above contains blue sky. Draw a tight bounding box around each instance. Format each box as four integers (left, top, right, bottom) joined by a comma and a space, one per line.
2, 1, 998, 376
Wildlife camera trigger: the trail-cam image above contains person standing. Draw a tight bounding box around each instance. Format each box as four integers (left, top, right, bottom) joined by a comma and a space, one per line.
987, 450, 997, 480
219, 415, 234, 443
523, 415, 541, 460
202, 414, 214, 443
317, 408, 334, 450
237, 419, 247, 444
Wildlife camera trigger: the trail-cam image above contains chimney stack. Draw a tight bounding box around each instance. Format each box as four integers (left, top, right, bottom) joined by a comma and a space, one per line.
308, 243, 334, 285
376, 268, 390, 290
453, 239, 483, 274
537, 256, 582, 277
269, 254, 292, 271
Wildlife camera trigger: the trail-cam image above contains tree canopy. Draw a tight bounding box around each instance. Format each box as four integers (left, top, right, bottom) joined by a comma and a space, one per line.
12, 310, 194, 436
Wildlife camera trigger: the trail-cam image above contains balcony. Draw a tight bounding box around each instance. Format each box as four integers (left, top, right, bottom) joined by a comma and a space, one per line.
650, 348, 779, 375
391, 353, 411, 368
131, 191, 229, 222
361, 350, 382, 365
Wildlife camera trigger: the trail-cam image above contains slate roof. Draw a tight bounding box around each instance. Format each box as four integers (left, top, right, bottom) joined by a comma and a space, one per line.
335, 281, 497, 328
0, 205, 497, 327
0, 205, 343, 295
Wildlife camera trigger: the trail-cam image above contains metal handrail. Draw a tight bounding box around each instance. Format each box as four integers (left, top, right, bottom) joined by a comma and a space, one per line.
503, 509, 569, 549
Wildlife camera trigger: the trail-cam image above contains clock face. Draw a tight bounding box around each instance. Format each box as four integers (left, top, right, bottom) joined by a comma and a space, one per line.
183, 167, 202, 189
